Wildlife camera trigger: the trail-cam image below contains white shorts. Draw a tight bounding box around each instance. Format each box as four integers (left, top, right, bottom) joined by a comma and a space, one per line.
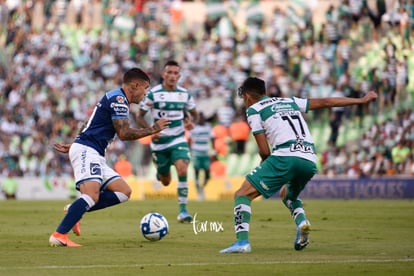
69, 143, 120, 190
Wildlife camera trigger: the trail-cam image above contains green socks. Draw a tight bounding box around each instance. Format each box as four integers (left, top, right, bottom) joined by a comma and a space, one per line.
283, 197, 307, 225
234, 196, 251, 241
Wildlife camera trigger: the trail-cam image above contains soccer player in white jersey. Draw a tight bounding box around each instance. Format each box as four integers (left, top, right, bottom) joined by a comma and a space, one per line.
137, 60, 198, 222
220, 77, 378, 253
188, 112, 214, 200
49, 68, 170, 247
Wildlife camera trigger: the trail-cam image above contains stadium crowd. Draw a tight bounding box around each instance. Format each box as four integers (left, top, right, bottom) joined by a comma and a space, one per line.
0, 0, 413, 179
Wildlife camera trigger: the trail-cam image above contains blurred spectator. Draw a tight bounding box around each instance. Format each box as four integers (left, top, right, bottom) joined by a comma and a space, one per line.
0, 0, 413, 180
1, 171, 18, 199
137, 134, 152, 173
366, 0, 386, 41
383, 36, 397, 59
391, 139, 411, 173
395, 59, 409, 104
328, 84, 346, 145
114, 154, 133, 178
212, 124, 229, 158
210, 155, 227, 179
216, 99, 235, 128
229, 114, 250, 155
403, 152, 414, 176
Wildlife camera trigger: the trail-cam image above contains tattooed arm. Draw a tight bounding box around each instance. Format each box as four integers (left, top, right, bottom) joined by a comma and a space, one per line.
113, 117, 170, 141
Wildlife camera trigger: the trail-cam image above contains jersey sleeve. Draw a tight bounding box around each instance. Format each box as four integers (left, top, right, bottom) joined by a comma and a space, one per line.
110, 95, 129, 120
185, 93, 196, 111
140, 90, 154, 112
292, 97, 310, 113
246, 107, 264, 135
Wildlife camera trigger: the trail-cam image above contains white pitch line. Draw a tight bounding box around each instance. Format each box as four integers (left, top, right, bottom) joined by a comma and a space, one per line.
0, 258, 413, 270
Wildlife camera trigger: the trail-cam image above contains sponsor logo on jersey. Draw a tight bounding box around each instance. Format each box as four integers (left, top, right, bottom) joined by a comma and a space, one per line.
290, 140, 314, 154
110, 102, 128, 108
271, 103, 295, 113
116, 96, 125, 103
157, 111, 182, 119
113, 107, 128, 115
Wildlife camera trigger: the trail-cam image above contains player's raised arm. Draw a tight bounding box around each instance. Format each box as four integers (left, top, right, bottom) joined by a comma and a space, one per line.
308, 91, 378, 110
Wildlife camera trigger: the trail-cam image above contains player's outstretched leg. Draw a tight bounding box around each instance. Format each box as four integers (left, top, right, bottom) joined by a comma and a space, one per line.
49, 194, 95, 247
49, 232, 82, 247
283, 196, 311, 251
294, 219, 310, 251
219, 240, 251, 253
63, 204, 81, 236
220, 196, 252, 253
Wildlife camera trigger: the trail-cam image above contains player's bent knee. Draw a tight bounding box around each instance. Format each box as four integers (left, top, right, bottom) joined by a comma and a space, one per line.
120, 185, 132, 198
161, 180, 170, 186
234, 188, 246, 198
115, 191, 130, 202
160, 175, 171, 186
124, 187, 132, 198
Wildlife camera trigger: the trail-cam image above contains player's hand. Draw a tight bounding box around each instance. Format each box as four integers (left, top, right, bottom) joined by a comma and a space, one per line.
363, 91, 378, 103
184, 117, 195, 130
54, 143, 71, 154
152, 118, 170, 133
152, 133, 160, 141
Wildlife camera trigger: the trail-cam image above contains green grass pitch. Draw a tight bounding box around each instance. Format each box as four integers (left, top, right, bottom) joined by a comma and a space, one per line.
0, 199, 413, 275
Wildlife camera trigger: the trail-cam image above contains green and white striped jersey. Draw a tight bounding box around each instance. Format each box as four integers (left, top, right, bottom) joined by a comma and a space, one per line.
246, 96, 317, 164
189, 123, 214, 157
140, 84, 196, 151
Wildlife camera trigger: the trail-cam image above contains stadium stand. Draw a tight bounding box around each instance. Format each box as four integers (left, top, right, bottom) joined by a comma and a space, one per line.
0, 0, 413, 180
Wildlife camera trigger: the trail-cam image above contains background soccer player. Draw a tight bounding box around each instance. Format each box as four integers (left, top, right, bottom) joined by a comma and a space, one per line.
136, 60, 198, 223
188, 112, 214, 200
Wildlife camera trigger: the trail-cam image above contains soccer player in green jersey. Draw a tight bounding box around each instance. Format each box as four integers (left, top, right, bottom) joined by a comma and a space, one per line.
188, 112, 214, 200
220, 77, 378, 253
137, 60, 198, 222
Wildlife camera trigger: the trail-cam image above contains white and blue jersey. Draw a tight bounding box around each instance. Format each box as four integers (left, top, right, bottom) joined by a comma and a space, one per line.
74, 88, 129, 156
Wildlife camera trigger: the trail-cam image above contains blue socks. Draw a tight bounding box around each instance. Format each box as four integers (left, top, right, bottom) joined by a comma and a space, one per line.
56, 191, 127, 234
88, 191, 122, 212
56, 195, 91, 234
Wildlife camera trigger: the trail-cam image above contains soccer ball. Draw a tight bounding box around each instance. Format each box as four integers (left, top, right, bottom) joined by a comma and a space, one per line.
140, 212, 169, 241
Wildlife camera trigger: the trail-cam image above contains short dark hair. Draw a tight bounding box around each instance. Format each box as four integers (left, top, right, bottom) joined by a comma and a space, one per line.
237, 77, 266, 98
164, 60, 180, 68
123, 68, 150, 84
